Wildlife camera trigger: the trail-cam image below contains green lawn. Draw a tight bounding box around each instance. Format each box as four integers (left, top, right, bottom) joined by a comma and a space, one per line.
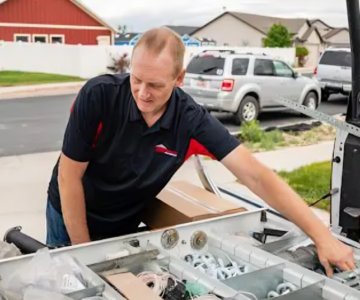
0, 71, 85, 87
277, 161, 332, 211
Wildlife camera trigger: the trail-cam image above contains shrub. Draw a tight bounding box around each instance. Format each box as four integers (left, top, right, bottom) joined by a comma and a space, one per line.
296, 46, 309, 67
240, 120, 264, 143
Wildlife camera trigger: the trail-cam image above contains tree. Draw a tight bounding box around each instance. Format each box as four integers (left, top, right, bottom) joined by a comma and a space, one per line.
263, 23, 292, 48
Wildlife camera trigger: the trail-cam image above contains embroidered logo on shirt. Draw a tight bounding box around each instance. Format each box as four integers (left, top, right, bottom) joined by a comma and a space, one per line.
154, 144, 178, 157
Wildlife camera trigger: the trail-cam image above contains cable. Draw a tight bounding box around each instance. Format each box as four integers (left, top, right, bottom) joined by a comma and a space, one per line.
137, 271, 183, 297
192, 296, 221, 300
308, 188, 339, 207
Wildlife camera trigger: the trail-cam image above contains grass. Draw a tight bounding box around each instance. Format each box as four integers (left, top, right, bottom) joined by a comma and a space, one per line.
0, 71, 85, 87
277, 161, 332, 211
239, 120, 336, 152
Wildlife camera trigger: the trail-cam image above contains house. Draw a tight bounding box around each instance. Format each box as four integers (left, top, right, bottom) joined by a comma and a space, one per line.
309, 19, 349, 48
0, 0, 116, 45
163, 25, 216, 46
115, 32, 141, 46
163, 25, 199, 36
189, 11, 348, 67
181, 34, 200, 47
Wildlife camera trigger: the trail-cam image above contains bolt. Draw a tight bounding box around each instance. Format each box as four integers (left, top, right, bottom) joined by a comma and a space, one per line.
333, 156, 341, 163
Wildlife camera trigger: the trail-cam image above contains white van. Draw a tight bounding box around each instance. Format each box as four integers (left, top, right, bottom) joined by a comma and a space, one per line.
313, 47, 352, 101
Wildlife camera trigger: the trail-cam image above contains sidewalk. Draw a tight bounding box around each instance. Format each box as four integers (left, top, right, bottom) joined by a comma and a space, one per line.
0, 66, 314, 100
0, 141, 334, 243
0, 82, 85, 100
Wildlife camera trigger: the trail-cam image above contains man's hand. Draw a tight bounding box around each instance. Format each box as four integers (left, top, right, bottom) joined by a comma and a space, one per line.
221, 145, 355, 276
316, 236, 355, 277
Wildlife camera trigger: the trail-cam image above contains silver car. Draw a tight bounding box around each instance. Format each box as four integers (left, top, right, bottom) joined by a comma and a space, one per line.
312, 47, 352, 101
182, 50, 322, 124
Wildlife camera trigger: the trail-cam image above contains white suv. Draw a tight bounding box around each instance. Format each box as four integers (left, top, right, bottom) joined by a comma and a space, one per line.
313, 47, 352, 101
182, 50, 321, 124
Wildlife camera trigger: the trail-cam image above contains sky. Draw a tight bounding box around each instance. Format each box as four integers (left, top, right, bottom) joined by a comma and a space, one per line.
80, 0, 350, 32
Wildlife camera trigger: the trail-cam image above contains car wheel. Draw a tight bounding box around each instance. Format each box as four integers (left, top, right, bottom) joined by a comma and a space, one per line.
233, 95, 260, 125
303, 92, 318, 110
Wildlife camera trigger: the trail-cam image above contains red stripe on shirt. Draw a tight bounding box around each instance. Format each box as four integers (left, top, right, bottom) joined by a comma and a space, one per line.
70, 95, 102, 147
184, 139, 216, 161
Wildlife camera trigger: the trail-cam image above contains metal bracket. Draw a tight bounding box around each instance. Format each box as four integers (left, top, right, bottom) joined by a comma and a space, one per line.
344, 207, 360, 218
273, 96, 360, 138
193, 155, 222, 197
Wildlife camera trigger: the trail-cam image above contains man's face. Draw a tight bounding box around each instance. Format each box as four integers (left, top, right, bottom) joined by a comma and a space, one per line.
130, 46, 184, 115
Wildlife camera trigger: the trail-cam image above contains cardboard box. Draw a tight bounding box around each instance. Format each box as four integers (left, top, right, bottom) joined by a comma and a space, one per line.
106, 272, 163, 300
142, 181, 247, 229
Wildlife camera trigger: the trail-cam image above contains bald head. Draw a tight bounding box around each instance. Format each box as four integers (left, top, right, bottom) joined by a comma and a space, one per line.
132, 27, 186, 78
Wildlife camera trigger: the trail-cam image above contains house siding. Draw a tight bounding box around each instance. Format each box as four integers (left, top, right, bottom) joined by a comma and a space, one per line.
0, 0, 103, 26
296, 23, 309, 39
327, 30, 350, 44
0, 26, 111, 45
191, 14, 265, 47
304, 30, 321, 67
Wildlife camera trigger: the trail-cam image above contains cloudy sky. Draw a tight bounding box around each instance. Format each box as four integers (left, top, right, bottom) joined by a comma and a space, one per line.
80, 0, 349, 32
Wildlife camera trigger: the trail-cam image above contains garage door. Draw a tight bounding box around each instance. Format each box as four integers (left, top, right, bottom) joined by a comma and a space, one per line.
304, 44, 320, 67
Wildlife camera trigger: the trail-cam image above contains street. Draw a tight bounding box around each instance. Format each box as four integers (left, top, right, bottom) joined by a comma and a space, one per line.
0, 93, 348, 157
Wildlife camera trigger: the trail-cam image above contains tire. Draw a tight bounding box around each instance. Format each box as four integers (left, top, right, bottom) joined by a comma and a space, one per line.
303, 91, 318, 110
321, 90, 330, 102
233, 95, 260, 125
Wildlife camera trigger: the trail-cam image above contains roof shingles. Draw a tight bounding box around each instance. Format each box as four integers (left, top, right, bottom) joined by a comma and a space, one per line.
228, 12, 307, 34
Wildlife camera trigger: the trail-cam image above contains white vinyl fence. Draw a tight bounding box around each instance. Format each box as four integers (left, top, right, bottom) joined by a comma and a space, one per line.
0, 42, 296, 79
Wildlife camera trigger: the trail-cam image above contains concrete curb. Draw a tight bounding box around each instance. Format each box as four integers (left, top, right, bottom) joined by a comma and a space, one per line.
0, 82, 86, 99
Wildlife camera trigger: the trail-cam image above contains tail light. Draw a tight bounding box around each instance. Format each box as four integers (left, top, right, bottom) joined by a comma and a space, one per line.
314, 66, 318, 75
221, 79, 234, 91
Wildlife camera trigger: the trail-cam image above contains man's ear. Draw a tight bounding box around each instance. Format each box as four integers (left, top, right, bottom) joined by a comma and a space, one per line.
175, 68, 186, 87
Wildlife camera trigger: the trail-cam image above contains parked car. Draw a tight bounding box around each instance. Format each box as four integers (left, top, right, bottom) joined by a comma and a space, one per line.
312, 47, 352, 101
182, 50, 322, 124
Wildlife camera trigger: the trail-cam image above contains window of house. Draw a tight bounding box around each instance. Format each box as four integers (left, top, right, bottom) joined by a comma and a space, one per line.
50, 35, 65, 44
254, 59, 276, 76
33, 35, 48, 43
14, 34, 30, 42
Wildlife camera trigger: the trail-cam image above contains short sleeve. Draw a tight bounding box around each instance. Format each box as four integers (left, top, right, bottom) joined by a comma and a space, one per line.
187, 104, 241, 161
62, 85, 102, 162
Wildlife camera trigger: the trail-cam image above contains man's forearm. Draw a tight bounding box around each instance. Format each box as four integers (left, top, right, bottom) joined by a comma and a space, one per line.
58, 177, 90, 245
248, 166, 332, 244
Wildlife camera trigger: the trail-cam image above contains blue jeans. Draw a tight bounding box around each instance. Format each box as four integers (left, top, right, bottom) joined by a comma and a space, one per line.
46, 200, 71, 248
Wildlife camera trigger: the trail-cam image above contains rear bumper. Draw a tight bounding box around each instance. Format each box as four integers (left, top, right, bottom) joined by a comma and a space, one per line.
186, 93, 235, 112
318, 81, 352, 93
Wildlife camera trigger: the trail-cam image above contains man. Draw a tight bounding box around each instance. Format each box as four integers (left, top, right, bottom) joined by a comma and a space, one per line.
46, 27, 354, 277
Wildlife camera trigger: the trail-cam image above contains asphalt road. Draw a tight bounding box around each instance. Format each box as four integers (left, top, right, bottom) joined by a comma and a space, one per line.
0, 93, 348, 157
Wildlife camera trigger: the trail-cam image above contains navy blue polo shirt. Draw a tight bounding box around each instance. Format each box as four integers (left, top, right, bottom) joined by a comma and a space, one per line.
47, 73, 240, 240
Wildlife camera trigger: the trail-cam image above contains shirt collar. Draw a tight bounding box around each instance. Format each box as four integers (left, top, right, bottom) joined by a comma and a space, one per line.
129, 89, 178, 130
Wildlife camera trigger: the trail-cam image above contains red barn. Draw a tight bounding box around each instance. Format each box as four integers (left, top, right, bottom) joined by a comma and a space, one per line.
0, 0, 116, 45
